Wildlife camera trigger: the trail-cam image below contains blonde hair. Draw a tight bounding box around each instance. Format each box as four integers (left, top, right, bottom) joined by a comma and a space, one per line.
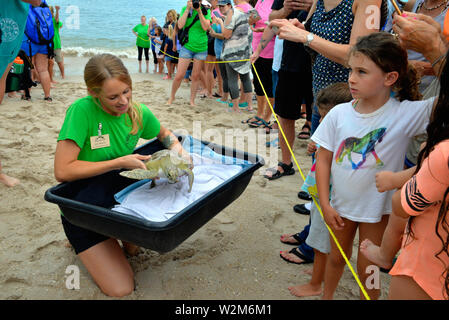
167, 9, 178, 23
84, 54, 143, 135
168, 24, 175, 39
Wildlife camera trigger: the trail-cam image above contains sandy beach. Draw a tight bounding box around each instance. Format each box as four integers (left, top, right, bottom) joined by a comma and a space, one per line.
0, 62, 391, 300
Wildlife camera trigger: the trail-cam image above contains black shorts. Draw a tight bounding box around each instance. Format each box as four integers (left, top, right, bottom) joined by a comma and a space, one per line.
274, 69, 313, 120
252, 57, 273, 98
61, 214, 109, 255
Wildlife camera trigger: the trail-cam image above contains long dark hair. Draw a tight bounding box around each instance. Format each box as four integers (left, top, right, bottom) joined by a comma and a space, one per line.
412, 49, 449, 299
350, 32, 422, 102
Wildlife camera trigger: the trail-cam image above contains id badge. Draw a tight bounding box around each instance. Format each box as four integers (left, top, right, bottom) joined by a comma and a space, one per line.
90, 122, 110, 150
90, 134, 110, 149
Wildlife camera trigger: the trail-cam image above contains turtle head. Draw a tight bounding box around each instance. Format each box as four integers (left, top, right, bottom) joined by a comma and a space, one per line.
166, 167, 179, 184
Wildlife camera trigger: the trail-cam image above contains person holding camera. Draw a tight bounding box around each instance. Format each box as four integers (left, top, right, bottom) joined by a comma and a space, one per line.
167, 0, 212, 106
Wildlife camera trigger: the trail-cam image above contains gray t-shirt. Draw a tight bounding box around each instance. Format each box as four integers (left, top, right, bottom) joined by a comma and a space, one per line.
221, 9, 252, 74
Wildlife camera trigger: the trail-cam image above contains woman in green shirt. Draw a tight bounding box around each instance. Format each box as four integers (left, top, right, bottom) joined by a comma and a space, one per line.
132, 16, 150, 73
55, 54, 191, 297
167, 0, 212, 106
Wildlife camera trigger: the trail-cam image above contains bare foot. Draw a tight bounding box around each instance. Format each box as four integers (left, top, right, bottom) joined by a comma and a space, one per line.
8, 92, 17, 98
166, 98, 175, 105
0, 173, 20, 187
280, 233, 302, 245
360, 239, 392, 269
302, 267, 313, 276
280, 248, 307, 264
123, 242, 140, 257
288, 283, 322, 298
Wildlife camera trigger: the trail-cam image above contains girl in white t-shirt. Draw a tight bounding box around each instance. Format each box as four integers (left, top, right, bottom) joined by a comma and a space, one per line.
312, 32, 436, 300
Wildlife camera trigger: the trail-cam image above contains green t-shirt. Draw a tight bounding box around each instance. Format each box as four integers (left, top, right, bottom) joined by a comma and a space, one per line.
133, 24, 150, 48
52, 17, 63, 50
58, 96, 161, 162
179, 6, 212, 53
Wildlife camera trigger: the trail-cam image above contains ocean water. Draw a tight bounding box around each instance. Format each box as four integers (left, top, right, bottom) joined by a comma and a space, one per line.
50, 0, 187, 58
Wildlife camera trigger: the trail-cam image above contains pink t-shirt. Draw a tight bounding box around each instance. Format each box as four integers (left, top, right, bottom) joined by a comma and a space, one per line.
390, 140, 449, 300
251, 0, 275, 59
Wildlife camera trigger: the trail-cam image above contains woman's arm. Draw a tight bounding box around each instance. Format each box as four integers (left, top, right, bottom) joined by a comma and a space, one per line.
178, 1, 192, 29
222, 9, 234, 39
250, 26, 276, 63
315, 147, 345, 230
157, 125, 192, 165
54, 140, 150, 182
271, 0, 381, 66
197, 8, 211, 31
393, 12, 448, 74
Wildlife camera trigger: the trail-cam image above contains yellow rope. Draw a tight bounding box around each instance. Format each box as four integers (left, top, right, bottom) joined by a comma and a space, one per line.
139, 35, 372, 299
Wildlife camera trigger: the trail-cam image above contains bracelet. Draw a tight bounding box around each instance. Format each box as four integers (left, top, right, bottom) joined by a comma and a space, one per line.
431, 53, 445, 68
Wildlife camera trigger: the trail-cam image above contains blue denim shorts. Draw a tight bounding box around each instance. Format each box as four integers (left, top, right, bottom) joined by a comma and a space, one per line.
179, 46, 207, 61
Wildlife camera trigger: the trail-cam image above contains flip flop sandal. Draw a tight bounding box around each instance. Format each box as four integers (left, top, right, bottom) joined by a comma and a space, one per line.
249, 119, 270, 128
44, 96, 53, 102
213, 92, 222, 98
264, 162, 295, 180
297, 123, 311, 140
280, 233, 304, 246
216, 98, 228, 104
241, 116, 262, 124
280, 247, 314, 265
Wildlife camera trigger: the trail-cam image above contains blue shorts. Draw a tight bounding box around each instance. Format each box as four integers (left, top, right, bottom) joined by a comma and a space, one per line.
165, 55, 175, 62
179, 46, 207, 61
21, 40, 48, 57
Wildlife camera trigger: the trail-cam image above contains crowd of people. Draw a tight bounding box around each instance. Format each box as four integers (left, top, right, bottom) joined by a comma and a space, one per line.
2, 0, 449, 300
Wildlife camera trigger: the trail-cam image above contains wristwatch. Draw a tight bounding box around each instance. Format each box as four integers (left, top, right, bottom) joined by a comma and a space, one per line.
304, 33, 314, 47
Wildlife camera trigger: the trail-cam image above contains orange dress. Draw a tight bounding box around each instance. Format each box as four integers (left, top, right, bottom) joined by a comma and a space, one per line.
390, 141, 449, 300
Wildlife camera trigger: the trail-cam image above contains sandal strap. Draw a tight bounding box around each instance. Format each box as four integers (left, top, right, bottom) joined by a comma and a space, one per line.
278, 162, 293, 171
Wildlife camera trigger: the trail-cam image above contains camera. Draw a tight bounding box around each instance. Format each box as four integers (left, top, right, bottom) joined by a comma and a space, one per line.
192, 0, 200, 9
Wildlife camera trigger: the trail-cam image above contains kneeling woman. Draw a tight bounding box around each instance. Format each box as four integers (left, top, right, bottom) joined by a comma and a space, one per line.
54, 54, 191, 297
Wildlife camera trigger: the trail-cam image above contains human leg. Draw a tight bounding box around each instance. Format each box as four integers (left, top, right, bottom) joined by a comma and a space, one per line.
263, 116, 295, 179
388, 275, 432, 300
217, 61, 229, 102
322, 218, 358, 300
48, 58, 55, 84
288, 249, 327, 297
190, 58, 205, 106
78, 239, 135, 297
225, 64, 241, 112
357, 214, 389, 300
61, 215, 134, 297
34, 53, 51, 99
55, 49, 65, 79
137, 46, 143, 72
360, 190, 408, 270
0, 62, 13, 104
167, 57, 190, 105
205, 55, 216, 98
144, 48, 150, 73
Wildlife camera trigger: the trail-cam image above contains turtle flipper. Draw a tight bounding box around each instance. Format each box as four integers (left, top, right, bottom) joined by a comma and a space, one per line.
119, 169, 157, 180
185, 168, 194, 193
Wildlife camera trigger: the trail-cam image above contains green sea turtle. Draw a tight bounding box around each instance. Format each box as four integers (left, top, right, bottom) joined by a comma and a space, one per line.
120, 149, 194, 192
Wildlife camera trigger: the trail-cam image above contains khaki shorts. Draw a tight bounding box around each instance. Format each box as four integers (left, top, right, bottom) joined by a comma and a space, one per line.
54, 49, 63, 63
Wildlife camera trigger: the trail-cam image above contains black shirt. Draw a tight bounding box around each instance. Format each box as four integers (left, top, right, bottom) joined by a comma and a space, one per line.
271, 0, 311, 73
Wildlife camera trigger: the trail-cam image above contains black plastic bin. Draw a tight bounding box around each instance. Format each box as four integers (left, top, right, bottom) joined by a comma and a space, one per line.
44, 136, 264, 253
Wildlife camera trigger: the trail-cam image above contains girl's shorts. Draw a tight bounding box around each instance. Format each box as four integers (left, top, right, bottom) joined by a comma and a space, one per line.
179, 46, 207, 61
305, 202, 330, 254
60, 214, 109, 255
